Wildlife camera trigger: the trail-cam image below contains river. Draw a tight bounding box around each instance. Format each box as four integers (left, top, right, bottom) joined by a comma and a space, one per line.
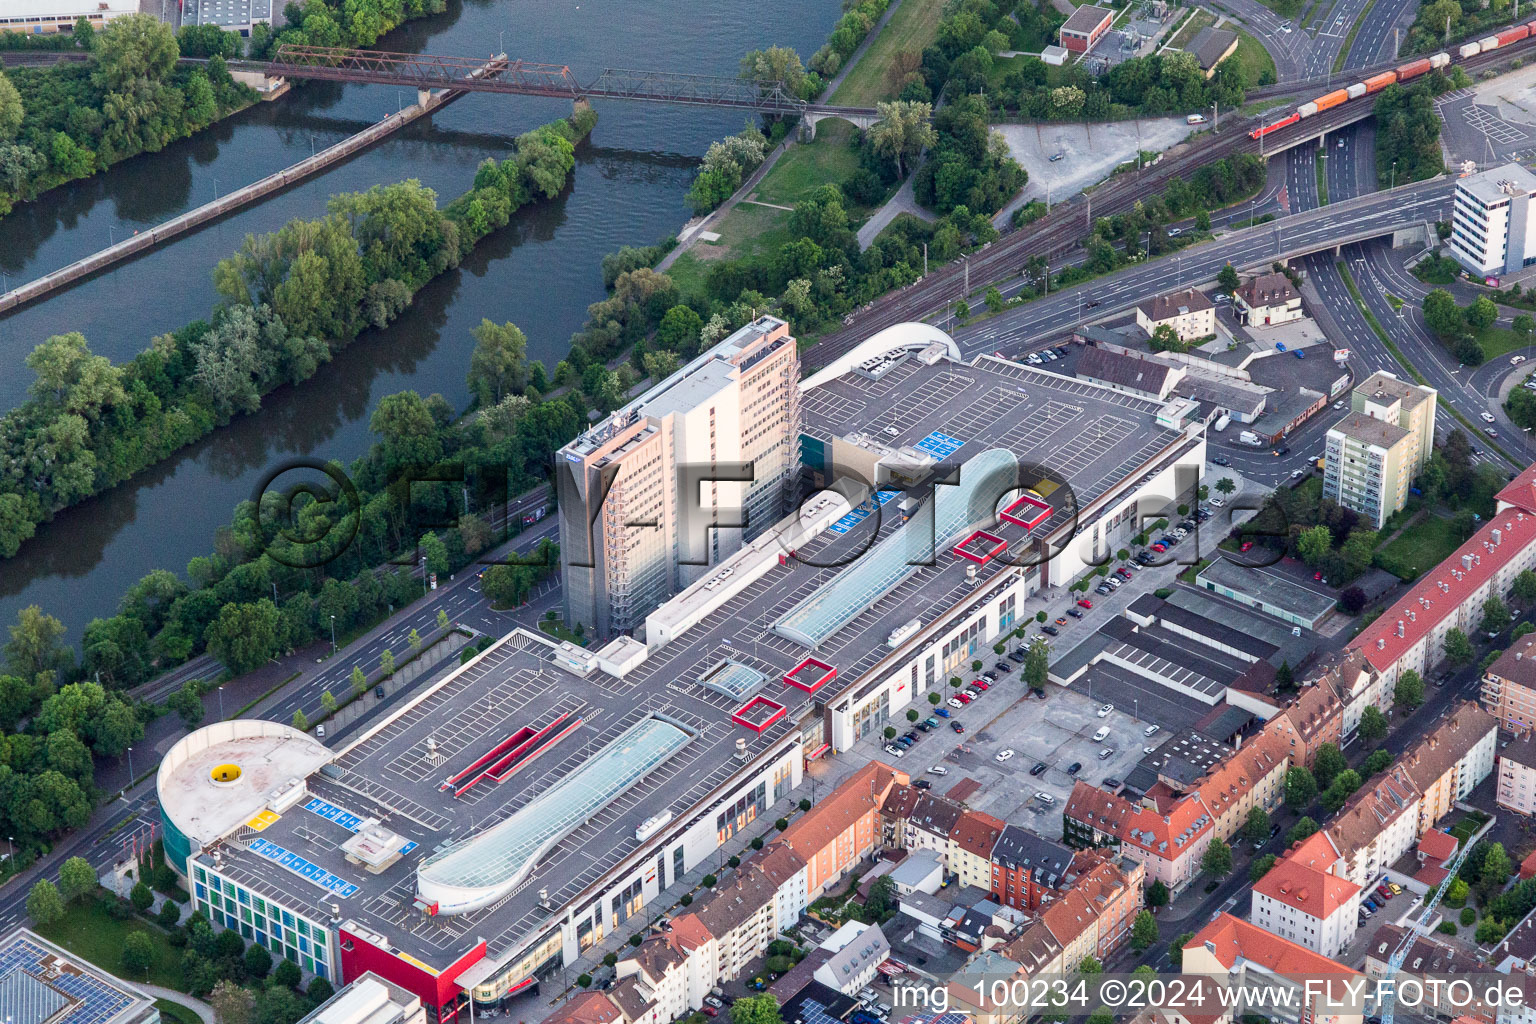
0, 0, 840, 641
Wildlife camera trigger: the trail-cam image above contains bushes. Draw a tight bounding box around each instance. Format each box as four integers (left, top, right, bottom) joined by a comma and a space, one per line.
686, 123, 770, 213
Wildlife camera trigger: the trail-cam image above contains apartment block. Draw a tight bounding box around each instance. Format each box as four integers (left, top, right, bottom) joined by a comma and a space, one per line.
1325, 765, 1421, 888
1323, 414, 1415, 528
948, 810, 1006, 890
557, 316, 801, 636
989, 825, 1079, 912
1482, 633, 1536, 734
1497, 731, 1536, 816
1249, 832, 1360, 959
1351, 472, 1536, 688
1398, 703, 1497, 832
1182, 915, 1363, 1024
1351, 372, 1436, 475
1449, 163, 1536, 277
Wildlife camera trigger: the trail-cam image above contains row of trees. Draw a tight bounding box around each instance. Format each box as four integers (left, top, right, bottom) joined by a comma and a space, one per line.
0, 111, 592, 564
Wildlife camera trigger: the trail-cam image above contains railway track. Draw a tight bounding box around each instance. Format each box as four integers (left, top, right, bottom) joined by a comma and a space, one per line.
808, 34, 1536, 365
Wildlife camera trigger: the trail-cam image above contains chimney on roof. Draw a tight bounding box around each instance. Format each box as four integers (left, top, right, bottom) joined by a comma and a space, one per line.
1462, 555, 1475, 571
1396, 621, 1405, 638
1494, 528, 1503, 546
1377, 638, 1386, 651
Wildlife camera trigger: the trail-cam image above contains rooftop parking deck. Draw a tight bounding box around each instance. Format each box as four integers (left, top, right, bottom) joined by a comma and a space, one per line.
195, 353, 1205, 979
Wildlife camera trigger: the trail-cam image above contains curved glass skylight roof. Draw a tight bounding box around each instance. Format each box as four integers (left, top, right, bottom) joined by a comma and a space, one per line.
416, 716, 691, 915
774, 448, 1019, 648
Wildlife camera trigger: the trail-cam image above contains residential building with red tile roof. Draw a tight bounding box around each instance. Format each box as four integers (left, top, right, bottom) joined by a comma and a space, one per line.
1183, 914, 1364, 1024
905, 793, 964, 858
1350, 503, 1536, 688
1196, 727, 1289, 843
1250, 831, 1361, 958
1118, 790, 1216, 893
776, 761, 902, 902
1364, 924, 1496, 1023
1263, 671, 1345, 769
1069, 848, 1146, 959
948, 809, 1006, 890
1063, 781, 1134, 848
541, 992, 628, 1024
1497, 461, 1536, 514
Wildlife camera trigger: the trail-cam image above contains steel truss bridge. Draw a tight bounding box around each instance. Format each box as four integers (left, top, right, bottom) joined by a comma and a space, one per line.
254, 45, 879, 121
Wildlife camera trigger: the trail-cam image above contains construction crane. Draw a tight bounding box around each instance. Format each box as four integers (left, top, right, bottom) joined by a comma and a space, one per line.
1379, 833, 1479, 1024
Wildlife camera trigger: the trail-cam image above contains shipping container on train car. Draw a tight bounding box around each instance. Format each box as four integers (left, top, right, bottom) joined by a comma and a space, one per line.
1364, 71, 1399, 92
1396, 57, 1432, 79
1298, 100, 1319, 117
1430, 51, 1450, 67
1346, 82, 1368, 98
1497, 25, 1530, 46
1459, 41, 1482, 58
1479, 34, 1501, 50
1313, 89, 1349, 112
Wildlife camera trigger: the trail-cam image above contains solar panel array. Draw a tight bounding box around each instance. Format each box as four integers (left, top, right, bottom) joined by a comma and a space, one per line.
0, 935, 135, 1024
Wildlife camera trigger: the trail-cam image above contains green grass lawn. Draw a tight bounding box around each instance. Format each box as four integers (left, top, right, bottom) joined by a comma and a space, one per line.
1229, 26, 1278, 88
1375, 514, 1463, 581
1168, 9, 1217, 50
754, 121, 865, 207
37, 900, 185, 991
830, 0, 945, 107
666, 203, 795, 301
156, 1000, 203, 1024
1476, 326, 1527, 360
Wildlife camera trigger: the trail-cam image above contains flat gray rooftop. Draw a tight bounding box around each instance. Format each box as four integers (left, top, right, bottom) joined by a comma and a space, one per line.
801, 354, 1182, 524
1195, 557, 1337, 623
205, 352, 1199, 976
187, 0, 271, 27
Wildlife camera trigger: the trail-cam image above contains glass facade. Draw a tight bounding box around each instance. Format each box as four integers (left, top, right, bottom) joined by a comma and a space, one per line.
192, 864, 330, 979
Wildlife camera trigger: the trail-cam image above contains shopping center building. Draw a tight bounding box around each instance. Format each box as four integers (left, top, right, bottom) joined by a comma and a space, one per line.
158, 328, 1207, 1023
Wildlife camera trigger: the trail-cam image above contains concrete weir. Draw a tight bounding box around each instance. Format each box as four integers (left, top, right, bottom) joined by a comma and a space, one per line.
0, 77, 472, 317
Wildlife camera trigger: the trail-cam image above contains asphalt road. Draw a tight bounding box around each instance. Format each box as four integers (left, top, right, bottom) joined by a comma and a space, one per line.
952, 179, 1453, 355
262, 516, 561, 728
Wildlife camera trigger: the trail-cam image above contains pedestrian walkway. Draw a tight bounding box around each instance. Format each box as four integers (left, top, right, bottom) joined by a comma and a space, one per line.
137, 985, 216, 1024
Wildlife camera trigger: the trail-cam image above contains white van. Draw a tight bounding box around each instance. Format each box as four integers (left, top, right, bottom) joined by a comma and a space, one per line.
1092, 726, 1110, 743
1187, 113, 1207, 124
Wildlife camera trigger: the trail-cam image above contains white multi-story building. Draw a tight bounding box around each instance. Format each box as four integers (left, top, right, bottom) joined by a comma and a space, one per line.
1136, 288, 1216, 341
1250, 832, 1360, 959
557, 316, 801, 637
1323, 373, 1437, 528
0, 0, 137, 33
1449, 163, 1536, 277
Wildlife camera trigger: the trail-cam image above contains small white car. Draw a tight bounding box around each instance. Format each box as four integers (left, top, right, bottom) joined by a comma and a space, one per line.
927, 765, 949, 775
1291, 468, 1306, 479
996, 749, 1016, 763
1482, 412, 1497, 423
1144, 745, 1157, 754
948, 697, 964, 708
1097, 703, 1114, 717
1513, 355, 1527, 365
883, 744, 905, 758
1144, 724, 1161, 737
1034, 791, 1056, 805
1210, 497, 1226, 508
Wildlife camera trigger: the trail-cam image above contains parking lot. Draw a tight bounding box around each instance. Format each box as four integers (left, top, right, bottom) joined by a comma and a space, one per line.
929, 684, 1159, 833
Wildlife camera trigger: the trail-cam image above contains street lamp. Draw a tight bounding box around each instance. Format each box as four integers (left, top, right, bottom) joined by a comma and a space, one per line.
218, 685, 225, 720
126, 746, 134, 787
330, 614, 337, 652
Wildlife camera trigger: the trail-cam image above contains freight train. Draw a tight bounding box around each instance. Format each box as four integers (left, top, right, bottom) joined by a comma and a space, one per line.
1248, 50, 1457, 139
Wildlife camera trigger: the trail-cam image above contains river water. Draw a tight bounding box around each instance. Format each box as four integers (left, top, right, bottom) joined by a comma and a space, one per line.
0, 0, 839, 640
